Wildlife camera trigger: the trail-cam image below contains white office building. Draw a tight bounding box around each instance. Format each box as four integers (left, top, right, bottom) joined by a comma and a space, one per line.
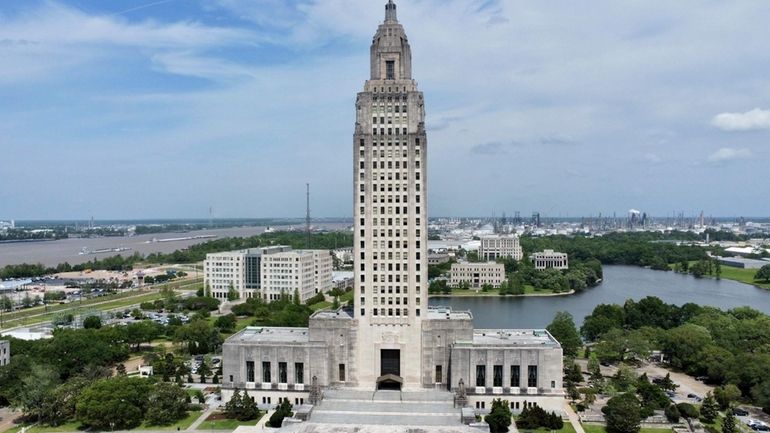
479, 235, 523, 261
450, 262, 506, 289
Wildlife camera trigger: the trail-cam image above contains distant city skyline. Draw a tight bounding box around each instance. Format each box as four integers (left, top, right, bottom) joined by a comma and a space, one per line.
1, 0, 769, 219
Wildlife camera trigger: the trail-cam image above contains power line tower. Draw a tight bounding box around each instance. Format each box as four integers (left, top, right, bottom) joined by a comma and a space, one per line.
305, 183, 311, 249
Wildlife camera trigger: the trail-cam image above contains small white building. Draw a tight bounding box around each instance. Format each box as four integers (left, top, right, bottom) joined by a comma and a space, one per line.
450, 262, 506, 289
531, 250, 569, 270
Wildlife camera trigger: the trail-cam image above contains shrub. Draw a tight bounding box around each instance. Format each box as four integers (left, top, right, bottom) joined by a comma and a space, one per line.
676, 402, 699, 419
267, 400, 293, 428
665, 404, 681, 423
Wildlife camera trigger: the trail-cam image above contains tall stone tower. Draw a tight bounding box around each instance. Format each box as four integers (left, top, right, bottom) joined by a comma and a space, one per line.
353, 0, 428, 390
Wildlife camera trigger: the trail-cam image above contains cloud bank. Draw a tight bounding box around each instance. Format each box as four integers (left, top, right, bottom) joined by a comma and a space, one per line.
712, 108, 770, 131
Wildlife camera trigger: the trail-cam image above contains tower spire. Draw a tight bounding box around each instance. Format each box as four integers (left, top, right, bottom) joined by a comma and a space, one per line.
385, 0, 397, 23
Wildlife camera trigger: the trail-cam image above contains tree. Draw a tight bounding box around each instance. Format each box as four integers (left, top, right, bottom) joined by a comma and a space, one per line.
0, 294, 13, 311
39, 377, 91, 426
485, 399, 512, 433
14, 364, 59, 421
755, 265, 770, 283
267, 399, 293, 427
752, 378, 770, 413
722, 410, 737, 433
659, 373, 677, 392
332, 296, 340, 310
116, 363, 127, 375
664, 404, 680, 423
602, 393, 641, 433
76, 376, 151, 430
714, 384, 741, 410
675, 403, 699, 419
214, 314, 237, 333
199, 361, 211, 384
82, 315, 102, 329
227, 283, 239, 301
146, 382, 189, 426
587, 353, 602, 381
700, 392, 719, 423
547, 311, 582, 358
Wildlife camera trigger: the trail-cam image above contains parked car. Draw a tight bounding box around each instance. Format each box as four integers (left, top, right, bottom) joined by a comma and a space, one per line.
695, 376, 708, 382
734, 408, 749, 416
687, 393, 698, 399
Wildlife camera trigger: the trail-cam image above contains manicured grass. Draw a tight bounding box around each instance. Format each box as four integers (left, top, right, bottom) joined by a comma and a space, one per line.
196, 413, 263, 430
718, 266, 770, 290
138, 410, 203, 431
582, 425, 672, 433
3, 421, 85, 433
4, 412, 204, 433
518, 424, 577, 433
310, 301, 332, 311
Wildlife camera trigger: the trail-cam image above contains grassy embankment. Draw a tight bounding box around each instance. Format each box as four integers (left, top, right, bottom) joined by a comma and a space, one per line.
668, 262, 770, 290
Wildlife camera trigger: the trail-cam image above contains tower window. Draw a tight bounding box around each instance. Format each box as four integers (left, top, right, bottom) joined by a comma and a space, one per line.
386, 61, 394, 79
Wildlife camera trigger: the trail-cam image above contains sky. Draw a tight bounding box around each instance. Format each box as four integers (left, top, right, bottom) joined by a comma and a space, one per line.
0, 0, 769, 220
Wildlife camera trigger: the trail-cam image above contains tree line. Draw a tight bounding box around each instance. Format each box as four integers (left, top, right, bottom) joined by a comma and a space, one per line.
580, 296, 770, 411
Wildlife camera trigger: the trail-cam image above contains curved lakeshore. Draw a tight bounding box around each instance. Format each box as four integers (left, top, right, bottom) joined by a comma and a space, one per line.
429, 265, 770, 329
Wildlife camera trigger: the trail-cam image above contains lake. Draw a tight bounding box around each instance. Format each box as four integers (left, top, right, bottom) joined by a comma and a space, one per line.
429, 265, 770, 328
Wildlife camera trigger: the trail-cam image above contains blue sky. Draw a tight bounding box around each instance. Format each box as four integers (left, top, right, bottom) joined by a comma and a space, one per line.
1, 0, 768, 220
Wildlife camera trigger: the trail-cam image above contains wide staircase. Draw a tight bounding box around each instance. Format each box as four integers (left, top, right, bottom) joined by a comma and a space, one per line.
309, 388, 463, 427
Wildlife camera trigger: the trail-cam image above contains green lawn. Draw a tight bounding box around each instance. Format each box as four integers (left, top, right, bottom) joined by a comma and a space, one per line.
718, 266, 770, 290
4, 412, 202, 433
195, 413, 263, 430
582, 425, 672, 433
670, 261, 770, 290
3, 421, 85, 433
137, 410, 202, 431
517, 424, 577, 433
310, 301, 332, 311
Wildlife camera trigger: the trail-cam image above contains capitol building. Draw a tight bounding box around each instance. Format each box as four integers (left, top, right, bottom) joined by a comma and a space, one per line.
221, 2, 564, 429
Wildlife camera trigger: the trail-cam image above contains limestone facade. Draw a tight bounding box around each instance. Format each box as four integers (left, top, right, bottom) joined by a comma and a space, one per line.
204, 247, 332, 302
220, 1, 563, 413
479, 235, 523, 261
449, 262, 506, 288
531, 249, 569, 270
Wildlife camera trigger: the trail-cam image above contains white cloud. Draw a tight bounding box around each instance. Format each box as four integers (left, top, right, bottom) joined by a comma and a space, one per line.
707, 147, 752, 163
711, 108, 770, 131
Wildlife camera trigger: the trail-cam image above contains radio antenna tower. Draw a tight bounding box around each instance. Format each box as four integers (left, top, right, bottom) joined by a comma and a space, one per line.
305, 183, 311, 249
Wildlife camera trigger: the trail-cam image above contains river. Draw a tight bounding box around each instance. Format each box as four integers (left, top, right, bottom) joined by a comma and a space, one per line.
429, 265, 770, 328
0, 224, 349, 267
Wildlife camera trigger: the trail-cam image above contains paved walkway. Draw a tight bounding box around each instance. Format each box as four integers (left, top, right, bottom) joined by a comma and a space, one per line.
563, 401, 586, 433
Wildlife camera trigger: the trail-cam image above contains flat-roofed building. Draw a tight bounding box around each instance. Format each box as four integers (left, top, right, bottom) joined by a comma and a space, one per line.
428, 252, 451, 265
531, 250, 568, 270
450, 262, 505, 289
261, 250, 316, 303
311, 250, 333, 294
204, 246, 291, 301
479, 235, 523, 261
222, 307, 564, 413
0, 340, 9, 367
